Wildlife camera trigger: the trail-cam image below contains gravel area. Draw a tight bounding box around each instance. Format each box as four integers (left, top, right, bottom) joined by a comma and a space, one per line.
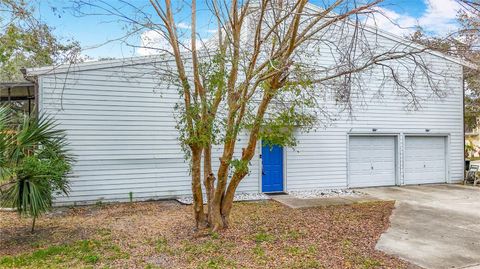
177, 189, 363, 203
176, 192, 270, 205
288, 188, 361, 199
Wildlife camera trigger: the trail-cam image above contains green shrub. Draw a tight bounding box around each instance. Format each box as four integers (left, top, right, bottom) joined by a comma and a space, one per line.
0, 106, 73, 232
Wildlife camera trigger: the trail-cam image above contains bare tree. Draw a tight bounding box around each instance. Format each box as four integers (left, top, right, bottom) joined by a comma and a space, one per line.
457, 0, 480, 12
410, 1, 480, 132
72, 0, 447, 231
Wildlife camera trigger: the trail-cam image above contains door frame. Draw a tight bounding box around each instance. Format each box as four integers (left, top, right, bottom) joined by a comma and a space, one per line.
402, 133, 449, 185
258, 141, 286, 193
346, 133, 400, 187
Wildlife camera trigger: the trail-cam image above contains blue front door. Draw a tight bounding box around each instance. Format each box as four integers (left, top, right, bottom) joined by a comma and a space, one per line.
262, 143, 284, 192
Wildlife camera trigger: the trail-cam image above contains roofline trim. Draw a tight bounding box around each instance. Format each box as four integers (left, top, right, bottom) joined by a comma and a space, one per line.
26, 54, 171, 76
0, 81, 35, 88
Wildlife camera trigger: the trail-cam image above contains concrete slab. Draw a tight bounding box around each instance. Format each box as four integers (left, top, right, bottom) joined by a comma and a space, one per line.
358, 184, 480, 269
342, 195, 385, 203
268, 194, 380, 208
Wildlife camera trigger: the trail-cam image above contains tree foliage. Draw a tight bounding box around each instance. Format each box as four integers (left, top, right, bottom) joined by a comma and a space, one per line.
0, 0, 81, 81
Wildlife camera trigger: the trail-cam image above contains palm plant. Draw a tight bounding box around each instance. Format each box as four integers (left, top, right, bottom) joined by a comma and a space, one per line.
0, 106, 73, 232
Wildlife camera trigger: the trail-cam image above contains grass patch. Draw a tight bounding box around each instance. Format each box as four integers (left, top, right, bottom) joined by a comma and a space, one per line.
283, 229, 305, 240
155, 236, 173, 255
209, 231, 220, 240
253, 230, 275, 243
342, 238, 383, 269
183, 240, 221, 256
252, 244, 265, 258
0, 239, 126, 268
197, 256, 237, 269
288, 258, 324, 269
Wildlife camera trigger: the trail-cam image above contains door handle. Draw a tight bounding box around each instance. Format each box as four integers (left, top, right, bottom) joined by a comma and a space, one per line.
262, 170, 266, 175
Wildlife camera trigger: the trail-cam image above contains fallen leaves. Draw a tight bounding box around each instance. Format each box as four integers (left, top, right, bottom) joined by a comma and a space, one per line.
0, 200, 416, 268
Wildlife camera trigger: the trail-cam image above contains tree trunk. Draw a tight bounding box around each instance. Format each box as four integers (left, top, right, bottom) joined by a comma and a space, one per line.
31, 216, 36, 233
191, 146, 206, 228
210, 112, 239, 230
219, 92, 274, 227
203, 145, 216, 225
221, 172, 245, 226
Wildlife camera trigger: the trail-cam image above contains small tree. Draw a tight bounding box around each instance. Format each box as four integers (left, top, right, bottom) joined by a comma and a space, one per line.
0, 106, 73, 232
150, 0, 445, 230
465, 140, 476, 159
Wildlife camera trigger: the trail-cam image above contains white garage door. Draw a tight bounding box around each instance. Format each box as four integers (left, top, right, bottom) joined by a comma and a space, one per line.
348, 136, 396, 187
404, 136, 446, 185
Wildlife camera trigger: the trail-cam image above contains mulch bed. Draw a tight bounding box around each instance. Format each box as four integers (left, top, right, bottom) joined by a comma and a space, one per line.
0, 200, 416, 268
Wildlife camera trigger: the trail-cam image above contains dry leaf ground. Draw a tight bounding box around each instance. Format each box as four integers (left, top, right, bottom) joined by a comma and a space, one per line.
0, 200, 416, 268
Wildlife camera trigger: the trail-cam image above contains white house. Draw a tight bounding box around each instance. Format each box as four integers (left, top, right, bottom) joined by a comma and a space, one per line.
26, 17, 470, 205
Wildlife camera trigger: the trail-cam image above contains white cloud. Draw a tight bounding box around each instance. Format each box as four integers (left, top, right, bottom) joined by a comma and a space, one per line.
176, 22, 191, 30
369, 7, 418, 35
137, 30, 172, 56
369, 0, 462, 37
418, 0, 462, 35
137, 29, 216, 56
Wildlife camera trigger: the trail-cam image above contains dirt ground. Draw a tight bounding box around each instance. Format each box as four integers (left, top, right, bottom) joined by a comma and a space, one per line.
0, 200, 416, 268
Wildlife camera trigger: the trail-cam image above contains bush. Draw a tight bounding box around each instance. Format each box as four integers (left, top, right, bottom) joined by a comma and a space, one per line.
0, 106, 73, 232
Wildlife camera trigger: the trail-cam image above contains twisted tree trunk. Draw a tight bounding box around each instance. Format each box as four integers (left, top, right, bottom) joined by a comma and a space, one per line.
190, 146, 206, 228
190, 90, 273, 231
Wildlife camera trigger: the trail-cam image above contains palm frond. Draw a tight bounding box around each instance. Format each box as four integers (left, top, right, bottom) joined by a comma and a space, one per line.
0, 107, 73, 230
1, 177, 51, 217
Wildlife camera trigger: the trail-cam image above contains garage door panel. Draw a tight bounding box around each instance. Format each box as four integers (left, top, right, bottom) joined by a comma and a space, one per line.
349, 151, 370, 159
369, 150, 393, 158
406, 159, 444, 169
348, 136, 396, 188
405, 171, 445, 183
404, 136, 446, 184
349, 162, 370, 170
406, 149, 445, 159
373, 162, 395, 170
426, 160, 446, 168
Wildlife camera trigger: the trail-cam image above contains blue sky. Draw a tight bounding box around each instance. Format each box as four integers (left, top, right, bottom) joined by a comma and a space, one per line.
34, 0, 461, 59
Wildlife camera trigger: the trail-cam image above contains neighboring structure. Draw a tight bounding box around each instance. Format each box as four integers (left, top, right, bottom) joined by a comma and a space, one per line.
26, 28, 469, 206
0, 81, 36, 114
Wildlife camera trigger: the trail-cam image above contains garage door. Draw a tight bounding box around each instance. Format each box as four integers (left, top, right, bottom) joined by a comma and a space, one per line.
404, 136, 446, 184
348, 136, 396, 187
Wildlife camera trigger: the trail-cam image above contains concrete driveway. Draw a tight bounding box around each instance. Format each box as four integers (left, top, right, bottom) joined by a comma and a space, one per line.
359, 184, 480, 269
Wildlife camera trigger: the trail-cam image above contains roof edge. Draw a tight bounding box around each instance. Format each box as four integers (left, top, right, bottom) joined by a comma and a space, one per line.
26, 54, 171, 76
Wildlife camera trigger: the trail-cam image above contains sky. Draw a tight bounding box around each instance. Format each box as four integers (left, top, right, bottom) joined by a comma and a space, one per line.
34, 0, 465, 59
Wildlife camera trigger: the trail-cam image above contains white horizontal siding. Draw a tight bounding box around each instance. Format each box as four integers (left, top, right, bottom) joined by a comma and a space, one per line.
286, 55, 463, 191
39, 34, 464, 204
39, 64, 259, 205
